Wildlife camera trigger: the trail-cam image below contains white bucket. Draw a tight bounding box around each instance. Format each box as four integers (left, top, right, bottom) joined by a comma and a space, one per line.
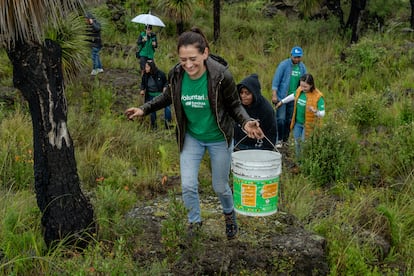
231, 150, 282, 216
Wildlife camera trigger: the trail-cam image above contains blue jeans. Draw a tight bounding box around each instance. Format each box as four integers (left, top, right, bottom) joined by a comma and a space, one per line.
276, 101, 294, 142
292, 123, 306, 160
147, 95, 172, 128
180, 133, 234, 223
91, 47, 102, 69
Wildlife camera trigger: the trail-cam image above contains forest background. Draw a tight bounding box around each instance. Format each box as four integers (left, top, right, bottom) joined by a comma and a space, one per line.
0, 0, 414, 275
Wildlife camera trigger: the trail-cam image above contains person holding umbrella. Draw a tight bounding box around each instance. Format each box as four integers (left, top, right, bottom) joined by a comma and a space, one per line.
136, 25, 158, 74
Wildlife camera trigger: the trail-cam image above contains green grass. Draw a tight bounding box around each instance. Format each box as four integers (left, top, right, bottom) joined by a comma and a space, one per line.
1, 0, 414, 274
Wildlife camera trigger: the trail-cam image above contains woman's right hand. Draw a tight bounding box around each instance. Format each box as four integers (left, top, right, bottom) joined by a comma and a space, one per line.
125, 107, 144, 120
275, 101, 283, 109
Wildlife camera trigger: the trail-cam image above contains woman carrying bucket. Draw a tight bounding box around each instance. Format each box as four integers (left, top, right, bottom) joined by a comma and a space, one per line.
234, 73, 277, 151
125, 27, 264, 240
275, 73, 325, 159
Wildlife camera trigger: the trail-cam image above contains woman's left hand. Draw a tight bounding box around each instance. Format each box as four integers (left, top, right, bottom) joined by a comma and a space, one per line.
243, 120, 264, 139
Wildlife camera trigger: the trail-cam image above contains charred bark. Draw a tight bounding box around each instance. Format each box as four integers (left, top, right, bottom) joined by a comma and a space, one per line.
411, 0, 414, 29
213, 0, 220, 42
346, 0, 367, 43
325, 0, 344, 27
7, 39, 96, 248
177, 21, 184, 36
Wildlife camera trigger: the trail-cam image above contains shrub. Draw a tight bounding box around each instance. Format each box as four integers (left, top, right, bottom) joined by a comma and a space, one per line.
93, 185, 137, 240
384, 122, 414, 178
161, 189, 187, 262
348, 92, 382, 134
301, 119, 359, 187
399, 101, 414, 125
0, 110, 34, 190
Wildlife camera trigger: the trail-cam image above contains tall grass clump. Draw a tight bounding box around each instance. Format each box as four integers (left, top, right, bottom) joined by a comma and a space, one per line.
161, 189, 187, 262
0, 108, 34, 190
301, 119, 359, 187
280, 174, 325, 221
311, 185, 407, 275
376, 175, 414, 273
0, 49, 12, 86
382, 122, 414, 178
55, 236, 140, 275
0, 190, 44, 275
399, 101, 414, 125
93, 184, 137, 240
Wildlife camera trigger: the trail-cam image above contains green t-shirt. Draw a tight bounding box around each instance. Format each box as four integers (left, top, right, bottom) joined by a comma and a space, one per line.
181, 72, 224, 142
295, 92, 325, 124
139, 32, 156, 59
288, 64, 301, 95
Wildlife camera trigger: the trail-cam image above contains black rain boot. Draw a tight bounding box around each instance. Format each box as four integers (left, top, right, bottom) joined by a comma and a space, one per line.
224, 210, 238, 240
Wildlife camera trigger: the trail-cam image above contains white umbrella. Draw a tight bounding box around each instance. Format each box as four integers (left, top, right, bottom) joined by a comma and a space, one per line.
131, 13, 165, 27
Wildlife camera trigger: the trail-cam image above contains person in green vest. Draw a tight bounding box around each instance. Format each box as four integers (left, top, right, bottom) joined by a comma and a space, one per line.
275, 73, 325, 161
125, 27, 264, 240
136, 25, 158, 74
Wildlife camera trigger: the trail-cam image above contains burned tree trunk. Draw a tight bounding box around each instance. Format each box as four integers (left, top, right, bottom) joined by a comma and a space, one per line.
7, 39, 95, 248
346, 0, 367, 43
213, 0, 220, 42
325, 0, 344, 27
411, 0, 414, 29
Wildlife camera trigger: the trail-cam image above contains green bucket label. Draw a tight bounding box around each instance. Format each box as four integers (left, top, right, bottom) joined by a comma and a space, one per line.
233, 175, 279, 216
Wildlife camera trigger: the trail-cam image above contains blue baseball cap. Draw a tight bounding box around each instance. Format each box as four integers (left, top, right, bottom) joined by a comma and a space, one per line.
291, 46, 303, 57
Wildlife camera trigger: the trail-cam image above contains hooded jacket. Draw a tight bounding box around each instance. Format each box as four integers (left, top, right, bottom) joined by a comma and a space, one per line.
139, 54, 252, 151
140, 68, 168, 101
86, 14, 102, 48
234, 74, 277, 150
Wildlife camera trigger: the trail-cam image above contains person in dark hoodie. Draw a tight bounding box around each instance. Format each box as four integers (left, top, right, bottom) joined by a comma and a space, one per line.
234, 74, 277, 151
125, 27, 264, 240
85, 13, 103, 75
140, 59, 171, 129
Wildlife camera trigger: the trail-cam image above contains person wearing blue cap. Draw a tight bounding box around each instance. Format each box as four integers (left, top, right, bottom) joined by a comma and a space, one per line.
271, 46, 307, 148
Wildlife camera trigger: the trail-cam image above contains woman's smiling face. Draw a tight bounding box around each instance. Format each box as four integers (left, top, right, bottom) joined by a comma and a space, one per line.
178, 45, 208, 79
300, 81, 312, 92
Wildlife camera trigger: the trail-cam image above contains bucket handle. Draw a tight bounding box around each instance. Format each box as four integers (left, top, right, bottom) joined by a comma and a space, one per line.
234, 134, 279, 152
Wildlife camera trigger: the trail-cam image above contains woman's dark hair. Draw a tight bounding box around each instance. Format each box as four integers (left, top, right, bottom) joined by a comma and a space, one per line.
145, 59, 158, 75
177, 27, 209, 54
300, 73, 315, 92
